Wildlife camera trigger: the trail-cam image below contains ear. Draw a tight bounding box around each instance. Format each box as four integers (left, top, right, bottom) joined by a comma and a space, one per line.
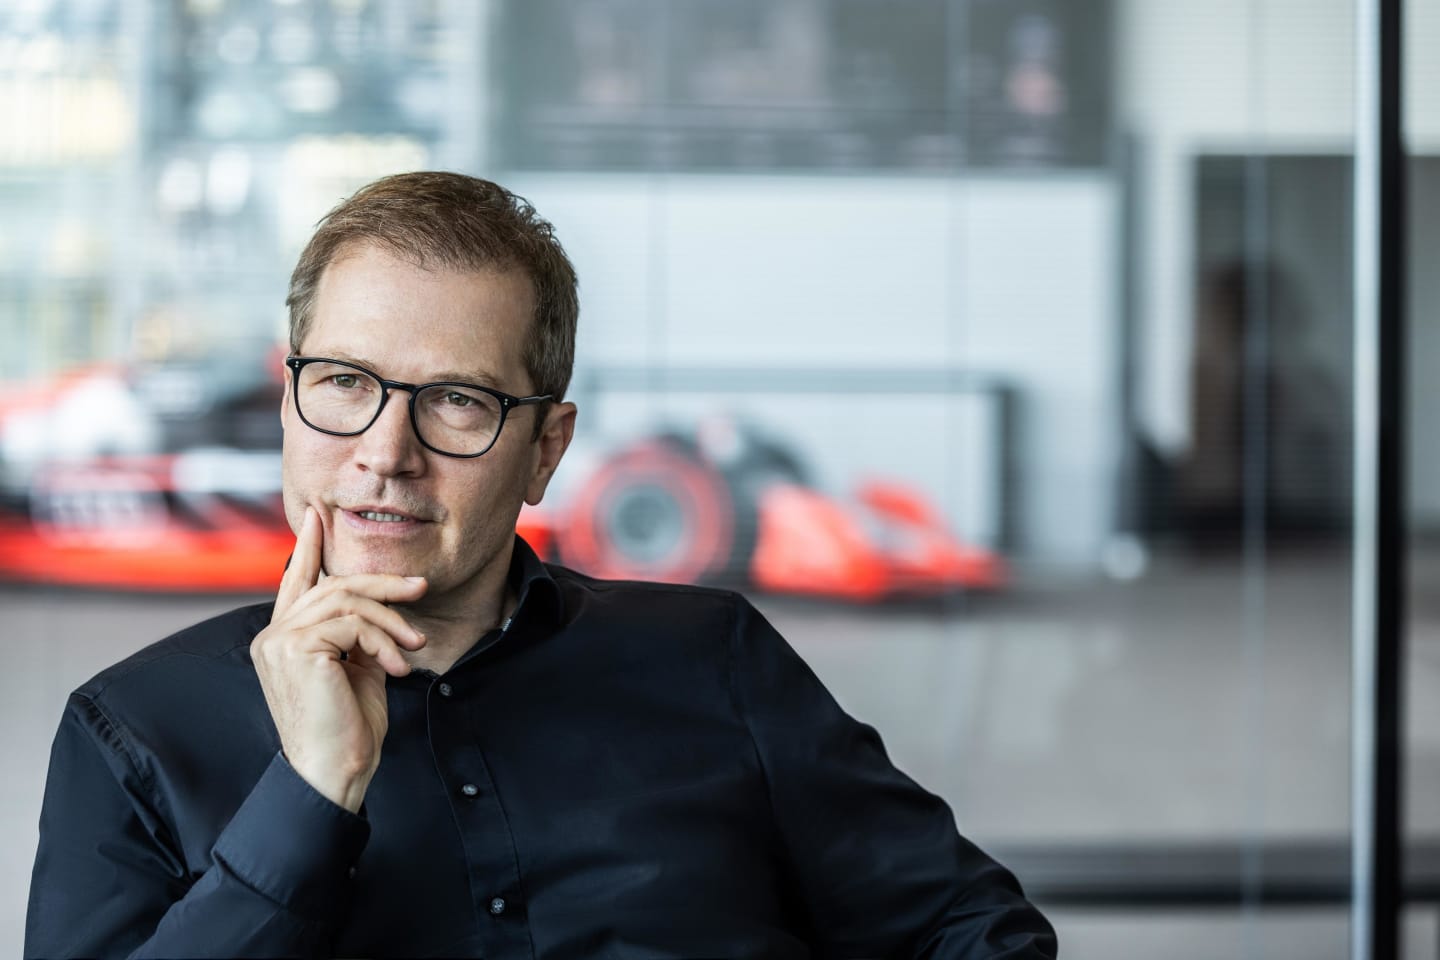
525, 401, 577, 506
279, 357, 292, 429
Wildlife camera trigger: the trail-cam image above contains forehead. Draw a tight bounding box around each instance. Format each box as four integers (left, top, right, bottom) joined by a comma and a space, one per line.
303, 243, 535, 385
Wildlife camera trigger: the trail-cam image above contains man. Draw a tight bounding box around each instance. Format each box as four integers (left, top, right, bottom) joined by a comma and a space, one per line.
27, 172, 1056, 958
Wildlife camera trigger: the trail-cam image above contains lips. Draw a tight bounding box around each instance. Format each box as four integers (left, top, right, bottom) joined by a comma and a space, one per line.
340, 503, 434, 525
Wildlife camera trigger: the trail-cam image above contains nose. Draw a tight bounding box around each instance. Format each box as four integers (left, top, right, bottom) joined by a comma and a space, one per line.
352, 387, 427, 478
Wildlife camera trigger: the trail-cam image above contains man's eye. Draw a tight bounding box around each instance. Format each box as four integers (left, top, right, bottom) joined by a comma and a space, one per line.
443, 391, 475, 407
330, 374, 359, 389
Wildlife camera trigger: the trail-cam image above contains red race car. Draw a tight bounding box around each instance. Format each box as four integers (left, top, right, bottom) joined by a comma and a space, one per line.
0, 359, 1003, 598
536, 420, 1003, 600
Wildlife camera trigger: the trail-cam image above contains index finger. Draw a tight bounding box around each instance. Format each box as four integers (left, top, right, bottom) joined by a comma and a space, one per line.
275, 506, 323, 617
297, 572, 430, 609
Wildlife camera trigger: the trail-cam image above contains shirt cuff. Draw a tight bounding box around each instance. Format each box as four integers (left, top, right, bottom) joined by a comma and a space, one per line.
211, 752, 371, 919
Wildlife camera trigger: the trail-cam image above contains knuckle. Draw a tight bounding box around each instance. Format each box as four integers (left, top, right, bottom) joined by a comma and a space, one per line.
251, 629, 280, 658
359, 622, 386, 650
311, 577, 343, 601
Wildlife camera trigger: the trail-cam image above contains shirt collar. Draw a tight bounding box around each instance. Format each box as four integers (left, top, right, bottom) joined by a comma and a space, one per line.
509, 533, 564, 630
421, 534, 563, 677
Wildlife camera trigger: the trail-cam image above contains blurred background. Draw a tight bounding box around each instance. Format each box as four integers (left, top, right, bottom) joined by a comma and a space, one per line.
1, 0, 1437, 956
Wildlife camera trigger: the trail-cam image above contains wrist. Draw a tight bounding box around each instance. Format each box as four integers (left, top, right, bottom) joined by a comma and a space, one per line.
285, 752, 372, 814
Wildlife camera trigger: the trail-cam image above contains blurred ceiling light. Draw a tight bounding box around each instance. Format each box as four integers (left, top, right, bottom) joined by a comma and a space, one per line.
207, 148, 252, 215
278, 134, 427, 250
284, 134, 427, 182
17, 33, 62, 72
396, 74, 442, 122
0, 74, 133, 166
186, 0, 225, 16
196, 88, 252, 138
158, 158, 204, 212
281, 66, 341, 113
217, 24, 261, 65
48, 221, 103, 277
270, 18, 316, 63
6, 0, 50, 33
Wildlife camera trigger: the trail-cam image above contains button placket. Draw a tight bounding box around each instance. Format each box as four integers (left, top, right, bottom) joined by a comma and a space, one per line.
425, 664, 527, 949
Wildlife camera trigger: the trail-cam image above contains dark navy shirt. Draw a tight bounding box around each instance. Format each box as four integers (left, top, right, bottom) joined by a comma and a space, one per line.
26, 537, 1056, 959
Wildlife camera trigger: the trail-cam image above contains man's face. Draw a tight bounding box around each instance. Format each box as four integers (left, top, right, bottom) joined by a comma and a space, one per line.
280, 242, 574, 605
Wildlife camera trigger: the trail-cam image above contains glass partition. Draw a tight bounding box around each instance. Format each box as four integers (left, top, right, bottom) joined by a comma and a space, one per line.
1406, 0, 1440, 956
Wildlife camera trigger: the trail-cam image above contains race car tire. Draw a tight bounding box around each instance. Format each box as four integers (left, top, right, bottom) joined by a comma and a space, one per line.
556, 440, 748, 585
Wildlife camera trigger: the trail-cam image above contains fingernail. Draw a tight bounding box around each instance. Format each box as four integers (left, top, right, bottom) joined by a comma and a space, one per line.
404, 576, 426, 583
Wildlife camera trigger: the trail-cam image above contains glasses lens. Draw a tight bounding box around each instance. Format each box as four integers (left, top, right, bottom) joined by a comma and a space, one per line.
414, 383, 504, 456
295, 361, 383, 434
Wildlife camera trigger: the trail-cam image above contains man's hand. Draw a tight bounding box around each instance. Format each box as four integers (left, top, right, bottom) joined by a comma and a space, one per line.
251, 506, 428, 812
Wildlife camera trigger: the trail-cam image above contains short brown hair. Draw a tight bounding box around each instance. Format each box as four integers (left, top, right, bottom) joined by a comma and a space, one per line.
287, 172, 578, 419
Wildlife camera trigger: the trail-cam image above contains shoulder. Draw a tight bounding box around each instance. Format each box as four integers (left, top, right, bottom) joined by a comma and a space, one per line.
75, 601, 274, 707
544, 563, 751, 635
537, 565, 796, 675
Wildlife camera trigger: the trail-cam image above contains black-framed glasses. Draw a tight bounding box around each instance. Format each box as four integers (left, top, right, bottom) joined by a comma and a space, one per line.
285, 356, 552, 459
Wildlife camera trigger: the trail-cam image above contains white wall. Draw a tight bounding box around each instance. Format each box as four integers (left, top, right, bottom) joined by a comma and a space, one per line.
508, 172, 1119, 569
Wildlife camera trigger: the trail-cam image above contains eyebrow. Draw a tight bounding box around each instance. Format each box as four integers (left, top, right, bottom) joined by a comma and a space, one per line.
323, 352, 505, 388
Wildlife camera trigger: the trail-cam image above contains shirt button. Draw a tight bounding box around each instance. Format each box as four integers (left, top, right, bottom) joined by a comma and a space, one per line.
490, 897, 506, 915
438, 682, 453, 697
460, 783, 479, 798
348, 866, 358, 880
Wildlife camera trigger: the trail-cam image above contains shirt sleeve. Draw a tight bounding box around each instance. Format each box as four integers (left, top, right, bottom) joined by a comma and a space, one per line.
25, 693, 370, 959
730, 597, 1058, 959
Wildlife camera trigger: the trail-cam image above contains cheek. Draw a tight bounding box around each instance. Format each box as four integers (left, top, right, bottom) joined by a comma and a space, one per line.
444, 461, 529, 533
281, 433, 342, 502
279, 444, 311, 527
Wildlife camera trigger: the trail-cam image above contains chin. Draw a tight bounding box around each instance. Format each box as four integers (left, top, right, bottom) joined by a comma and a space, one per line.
326, 548, 424, 580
